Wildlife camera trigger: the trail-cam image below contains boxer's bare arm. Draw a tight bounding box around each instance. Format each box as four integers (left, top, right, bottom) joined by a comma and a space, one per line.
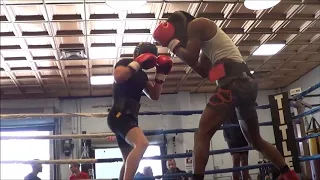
193, 53, 212, 79
174, 19, 208, 78
143, 81, 162, 100
174, 36, 201, 67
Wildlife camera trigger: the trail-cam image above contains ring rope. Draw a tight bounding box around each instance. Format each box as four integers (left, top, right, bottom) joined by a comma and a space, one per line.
0, 121, 273, 140
291, 81, 320, 100
0, 133, 114, 140
299, 154, 320, 162
2, 106, 319, 140
2, 123, 320, 141
0, 113, 107, 119
292, 106, 320, 119
2, 154, 320, 180
296, 133, 320, 142
113, 155, 320, 180
0, 104, 269, 120
1, 104, 318, 120
0, 146, 254, 164
155, 163, 273, 179
2, 132, 319, 164
3, 144, 320, 165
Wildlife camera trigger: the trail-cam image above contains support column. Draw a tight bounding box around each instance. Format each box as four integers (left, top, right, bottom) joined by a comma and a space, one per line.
291, 100, 312, 179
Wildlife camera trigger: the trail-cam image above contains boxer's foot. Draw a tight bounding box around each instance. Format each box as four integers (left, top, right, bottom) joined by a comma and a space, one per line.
277, 170, 299, 180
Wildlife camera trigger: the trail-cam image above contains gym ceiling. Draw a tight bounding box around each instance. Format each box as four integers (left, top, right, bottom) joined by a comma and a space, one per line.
0, 0, 319, 99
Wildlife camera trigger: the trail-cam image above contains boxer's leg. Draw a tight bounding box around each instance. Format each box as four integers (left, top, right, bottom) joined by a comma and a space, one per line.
108, 111, 148, 180
117, 137, 133, 180
237, 107, 289, 171
232, 78, 293, 175
240, 152, 249, 180
231, 152, 241, 180
124, 127, 149, 179
193, 88, 233, 180
108, 112, 132, 180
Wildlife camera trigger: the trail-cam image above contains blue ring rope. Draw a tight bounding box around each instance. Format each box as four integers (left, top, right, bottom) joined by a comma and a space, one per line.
95, 133, 320, 163
95, 146, 254, 163
149, 154, 320, 179
142, 155, 320, 179
95, 140, 320, 163
291, 81, 320, 100
144, 106, 320, 135
299, 154, 320, 162
296, 133, 320, 142
292, 106, 320, 119
138, 104, 270, 116
151, 163, 274, 179
100, 154, 320, 179
144, 121, 273, 136
138, 104, 319, 117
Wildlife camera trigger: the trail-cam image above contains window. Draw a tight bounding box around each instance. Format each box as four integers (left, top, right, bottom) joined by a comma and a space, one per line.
95, 145, 162, 179
0, 131, 51, 180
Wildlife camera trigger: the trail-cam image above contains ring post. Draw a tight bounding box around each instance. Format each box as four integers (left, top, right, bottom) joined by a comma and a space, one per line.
268, 92, 301, 173
290, 99, 313, 178
307, 117, 320, 179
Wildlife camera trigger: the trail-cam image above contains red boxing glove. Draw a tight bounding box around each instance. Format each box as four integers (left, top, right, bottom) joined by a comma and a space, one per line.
128, 53, 157, 72
153, 22, 180, 52
155, 55, 173, 84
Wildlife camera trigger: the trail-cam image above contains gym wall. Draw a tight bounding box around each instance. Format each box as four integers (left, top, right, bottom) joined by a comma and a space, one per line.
285, 65, 320, 122
0, 65, 318, 179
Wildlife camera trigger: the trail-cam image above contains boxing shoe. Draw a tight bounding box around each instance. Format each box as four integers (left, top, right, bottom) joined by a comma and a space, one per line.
277, 170, 299, 180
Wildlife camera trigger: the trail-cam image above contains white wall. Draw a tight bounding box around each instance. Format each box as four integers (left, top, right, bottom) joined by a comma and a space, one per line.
285, 66, 320, 122
1, 89, 278, 180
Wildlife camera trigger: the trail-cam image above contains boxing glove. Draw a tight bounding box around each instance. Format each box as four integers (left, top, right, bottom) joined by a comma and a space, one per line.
128, 53, 157, 72
155, 55, 173, 84
153, 22, 181, 53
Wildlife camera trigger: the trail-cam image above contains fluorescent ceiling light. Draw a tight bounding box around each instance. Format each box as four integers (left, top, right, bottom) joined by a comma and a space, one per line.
90, 75, 114, 85
253, 44, 285, 56
250, 71, 254, 74
106, 0, 147, 11
244, 0, 281, 10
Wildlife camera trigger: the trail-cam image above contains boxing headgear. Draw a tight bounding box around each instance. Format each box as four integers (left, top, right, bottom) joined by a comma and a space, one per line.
133, 42, 158, 58
167, 11, 195, 47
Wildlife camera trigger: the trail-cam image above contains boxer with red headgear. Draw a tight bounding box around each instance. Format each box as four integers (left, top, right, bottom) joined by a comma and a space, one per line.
108, 42, 172, 180
153, 11, 298, 180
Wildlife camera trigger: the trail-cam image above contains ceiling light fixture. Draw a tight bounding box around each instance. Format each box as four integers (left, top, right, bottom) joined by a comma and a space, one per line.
90, 75, 114, 85
250, 71, 255, 74
253, 44, 285, 56
106, 0, 147, 11
244, 0, 281, 11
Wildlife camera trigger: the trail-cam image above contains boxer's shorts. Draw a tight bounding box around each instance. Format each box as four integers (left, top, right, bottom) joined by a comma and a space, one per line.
107, 109, 138, 148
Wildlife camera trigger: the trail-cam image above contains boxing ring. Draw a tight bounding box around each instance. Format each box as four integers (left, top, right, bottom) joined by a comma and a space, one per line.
1, 81, 320, 179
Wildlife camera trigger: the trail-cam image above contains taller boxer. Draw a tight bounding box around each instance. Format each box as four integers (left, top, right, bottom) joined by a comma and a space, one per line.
108, 42, 172, 180
153, 11, 299, 180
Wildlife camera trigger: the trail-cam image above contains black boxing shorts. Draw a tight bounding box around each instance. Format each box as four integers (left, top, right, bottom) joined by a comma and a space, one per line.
227, 138, 249, 155
207, 78, 258, 109
107, 98, 141, 148
206, 60, 259, 133
207, 60, 258, 109
107, 109, 138, 148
